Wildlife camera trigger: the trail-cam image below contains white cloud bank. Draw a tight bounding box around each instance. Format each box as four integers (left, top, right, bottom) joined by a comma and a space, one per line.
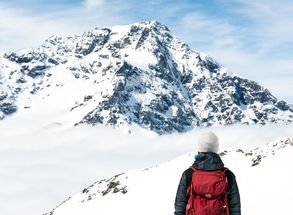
0, 117, 292, 215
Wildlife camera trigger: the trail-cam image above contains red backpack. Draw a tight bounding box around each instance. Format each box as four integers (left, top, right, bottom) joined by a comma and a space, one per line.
186, 166, 229, 215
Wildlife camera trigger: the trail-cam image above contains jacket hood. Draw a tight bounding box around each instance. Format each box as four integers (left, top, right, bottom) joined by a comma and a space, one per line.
193, 152, 224, 171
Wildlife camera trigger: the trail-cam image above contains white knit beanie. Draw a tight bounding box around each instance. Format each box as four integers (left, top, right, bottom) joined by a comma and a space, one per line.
197, 131, 219, 153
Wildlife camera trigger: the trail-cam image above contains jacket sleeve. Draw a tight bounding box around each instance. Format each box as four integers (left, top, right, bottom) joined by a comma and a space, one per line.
174, 172, 188, 215
227, 171, 241, 215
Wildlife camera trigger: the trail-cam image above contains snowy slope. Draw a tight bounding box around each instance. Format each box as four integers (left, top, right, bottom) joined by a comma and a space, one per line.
0, 21, 292, 134
45, 137, 293, 215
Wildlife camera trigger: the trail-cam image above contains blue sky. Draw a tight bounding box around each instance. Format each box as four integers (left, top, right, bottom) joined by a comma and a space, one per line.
0, 0, 292, 103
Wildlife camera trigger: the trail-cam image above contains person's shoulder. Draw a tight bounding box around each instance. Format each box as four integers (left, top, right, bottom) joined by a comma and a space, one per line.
225, 168, 236, 178
183, 166, 195, 175
225, 168, 237, 189
180, 166, 195, 179
181, 166, 195, 186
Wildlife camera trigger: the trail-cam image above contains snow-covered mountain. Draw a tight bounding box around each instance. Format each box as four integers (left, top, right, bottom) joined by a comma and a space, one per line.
0, 21, 292, 134
44, 137, 293, 215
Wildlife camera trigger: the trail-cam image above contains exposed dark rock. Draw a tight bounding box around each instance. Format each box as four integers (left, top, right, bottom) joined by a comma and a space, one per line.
0, 102, 17, 115
27, 65, 47, 78
0, 92, 7, 101
219, 150, 228, 157
135, 28, 150, 49
252, 155, 262, 166
275, 100, 290, 111
48, 58, 59, 65
84, 95, 93, 102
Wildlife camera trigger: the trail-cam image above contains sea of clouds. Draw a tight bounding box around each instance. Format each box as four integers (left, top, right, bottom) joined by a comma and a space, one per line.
0, 118, 292, 215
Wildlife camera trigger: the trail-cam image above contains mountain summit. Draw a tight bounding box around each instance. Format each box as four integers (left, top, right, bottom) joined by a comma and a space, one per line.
0, 21, 292, 134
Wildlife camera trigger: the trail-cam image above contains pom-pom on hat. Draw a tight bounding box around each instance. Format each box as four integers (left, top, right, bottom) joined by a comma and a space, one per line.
197, 131, 219, 153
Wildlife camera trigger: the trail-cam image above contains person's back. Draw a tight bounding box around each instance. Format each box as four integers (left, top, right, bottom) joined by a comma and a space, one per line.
174, 131, 241, 215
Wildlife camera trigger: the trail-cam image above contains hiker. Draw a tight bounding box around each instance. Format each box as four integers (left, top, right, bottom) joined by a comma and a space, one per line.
174, 131, 241, 215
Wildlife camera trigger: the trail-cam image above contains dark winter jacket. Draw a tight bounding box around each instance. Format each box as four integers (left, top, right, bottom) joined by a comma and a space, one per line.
174, 152, 241, 215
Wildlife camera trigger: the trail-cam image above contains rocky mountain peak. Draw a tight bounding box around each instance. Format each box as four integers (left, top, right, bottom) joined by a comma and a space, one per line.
0, 21, 292, 134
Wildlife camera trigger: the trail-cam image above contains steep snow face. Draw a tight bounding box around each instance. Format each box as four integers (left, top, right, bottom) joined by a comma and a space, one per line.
44, 138, 293, 215
0, 21, 292, 134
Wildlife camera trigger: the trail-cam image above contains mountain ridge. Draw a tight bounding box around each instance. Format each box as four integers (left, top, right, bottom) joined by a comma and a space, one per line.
0, 21, 292, 134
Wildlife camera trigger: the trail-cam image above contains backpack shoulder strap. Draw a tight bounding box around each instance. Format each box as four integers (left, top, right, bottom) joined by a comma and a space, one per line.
185, 166, 196, 202
224, 168, 233, 192
224, 168, 231, 215
185, 166, 195, 187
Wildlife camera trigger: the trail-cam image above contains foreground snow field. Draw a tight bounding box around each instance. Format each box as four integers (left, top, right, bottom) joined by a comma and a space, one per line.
46, 137, 293, 215
0, 117, 292, 215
